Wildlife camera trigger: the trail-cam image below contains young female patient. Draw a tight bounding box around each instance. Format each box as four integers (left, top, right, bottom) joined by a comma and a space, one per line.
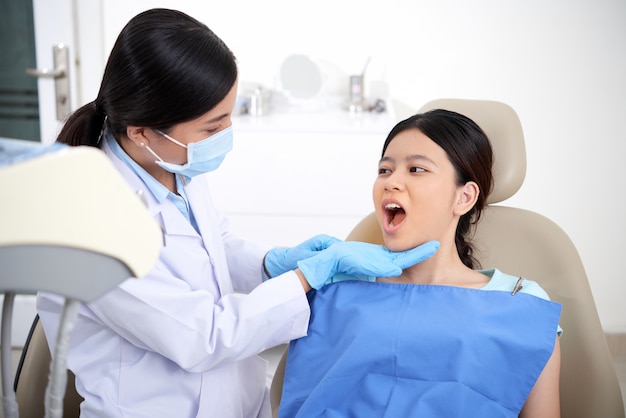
279, 109, 562, 418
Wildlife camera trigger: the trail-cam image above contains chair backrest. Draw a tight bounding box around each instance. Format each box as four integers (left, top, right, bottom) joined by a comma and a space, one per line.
14, 315, 83, 418
270, 98, 625, 418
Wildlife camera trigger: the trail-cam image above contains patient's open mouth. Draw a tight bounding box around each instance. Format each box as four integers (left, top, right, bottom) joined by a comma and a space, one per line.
385, 202, 406, 228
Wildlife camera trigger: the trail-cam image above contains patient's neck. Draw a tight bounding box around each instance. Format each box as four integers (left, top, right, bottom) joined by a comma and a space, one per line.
377, 252, 488, 289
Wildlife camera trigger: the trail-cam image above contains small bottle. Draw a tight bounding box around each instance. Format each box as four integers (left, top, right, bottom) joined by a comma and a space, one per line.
249, 87, 265, 116
349, 75, 364, 112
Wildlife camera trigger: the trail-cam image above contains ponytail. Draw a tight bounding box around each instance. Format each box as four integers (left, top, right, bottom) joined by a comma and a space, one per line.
56, 101, 107, 148
456, 212, 480, 270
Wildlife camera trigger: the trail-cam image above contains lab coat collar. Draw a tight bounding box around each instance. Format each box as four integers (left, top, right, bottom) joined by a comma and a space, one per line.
103, 133, 199, 238
104, 132, 170, 205
102, 137, 158, 211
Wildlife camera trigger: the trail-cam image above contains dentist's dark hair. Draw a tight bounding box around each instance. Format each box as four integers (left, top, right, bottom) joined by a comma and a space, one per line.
56, 8, 237, 147
381, 109, 494, 269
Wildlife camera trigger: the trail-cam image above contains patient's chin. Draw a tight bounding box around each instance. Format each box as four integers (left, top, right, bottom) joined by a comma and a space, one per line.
383, 240, 412, 253
384, 237, 429, 254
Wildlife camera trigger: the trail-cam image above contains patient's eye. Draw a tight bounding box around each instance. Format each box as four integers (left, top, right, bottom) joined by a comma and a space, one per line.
410, 166, 425, 173
378, 168, 391, 175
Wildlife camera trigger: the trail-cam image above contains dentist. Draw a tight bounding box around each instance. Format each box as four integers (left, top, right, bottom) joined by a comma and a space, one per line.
36, 8, 438, 418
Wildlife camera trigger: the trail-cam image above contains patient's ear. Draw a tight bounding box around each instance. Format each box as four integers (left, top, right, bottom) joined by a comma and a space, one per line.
454, 181, 480, 216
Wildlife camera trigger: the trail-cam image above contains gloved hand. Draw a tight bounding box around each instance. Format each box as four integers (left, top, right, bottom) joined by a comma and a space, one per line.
297, 240, 440, 289
263, 234, 342, 280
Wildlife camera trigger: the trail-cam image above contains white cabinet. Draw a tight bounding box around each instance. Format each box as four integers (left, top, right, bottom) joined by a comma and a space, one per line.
206, 106, 397, 247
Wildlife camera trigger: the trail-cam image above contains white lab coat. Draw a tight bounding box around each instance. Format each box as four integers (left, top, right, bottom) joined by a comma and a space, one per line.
37, 139, 311, 417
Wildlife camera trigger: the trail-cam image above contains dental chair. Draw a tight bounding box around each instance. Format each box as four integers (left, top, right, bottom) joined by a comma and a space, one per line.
0, 139, 162, 418
269, 99, 625, 418
13, 315, 82, 418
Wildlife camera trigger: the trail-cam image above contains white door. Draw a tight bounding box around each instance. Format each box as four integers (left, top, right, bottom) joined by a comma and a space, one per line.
31, 0, 104, 144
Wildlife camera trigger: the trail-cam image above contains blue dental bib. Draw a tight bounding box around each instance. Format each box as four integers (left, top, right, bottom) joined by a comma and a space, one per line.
279, 280, 561, 418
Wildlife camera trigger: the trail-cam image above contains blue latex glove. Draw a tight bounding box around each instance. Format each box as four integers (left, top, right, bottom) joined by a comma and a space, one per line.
263, 234, 342, 280
297, 241, 440, 290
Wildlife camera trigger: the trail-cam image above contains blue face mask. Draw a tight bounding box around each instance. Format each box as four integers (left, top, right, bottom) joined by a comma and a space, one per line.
145, 126, 233, 178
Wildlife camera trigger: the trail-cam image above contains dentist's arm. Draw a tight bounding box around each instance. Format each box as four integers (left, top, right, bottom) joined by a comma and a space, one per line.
296, 270, 313, 293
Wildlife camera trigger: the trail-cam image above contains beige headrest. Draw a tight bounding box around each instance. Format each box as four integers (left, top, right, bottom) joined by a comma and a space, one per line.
418, 98, 526, 204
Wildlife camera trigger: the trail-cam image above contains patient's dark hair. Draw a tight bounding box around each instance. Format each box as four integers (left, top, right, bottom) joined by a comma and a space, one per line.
381, 109, 494, 269
56, 8, 237, 147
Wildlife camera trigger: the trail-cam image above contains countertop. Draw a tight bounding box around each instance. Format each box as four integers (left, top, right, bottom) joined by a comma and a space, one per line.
232, 95, 397, 135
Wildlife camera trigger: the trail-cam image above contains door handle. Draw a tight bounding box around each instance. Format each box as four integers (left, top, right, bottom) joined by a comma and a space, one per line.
26, 44, 70, 120
25, 67, 66, 78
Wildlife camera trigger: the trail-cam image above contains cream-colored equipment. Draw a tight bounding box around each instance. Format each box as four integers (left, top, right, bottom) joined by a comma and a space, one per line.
0, 138, 163, 418
270, 99, 625, 418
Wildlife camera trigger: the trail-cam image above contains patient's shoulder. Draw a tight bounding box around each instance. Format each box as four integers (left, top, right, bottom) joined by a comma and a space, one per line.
478, 268, 552, 301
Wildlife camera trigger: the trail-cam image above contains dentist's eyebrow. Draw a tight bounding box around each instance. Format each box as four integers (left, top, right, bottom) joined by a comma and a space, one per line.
202, 112, 230, 125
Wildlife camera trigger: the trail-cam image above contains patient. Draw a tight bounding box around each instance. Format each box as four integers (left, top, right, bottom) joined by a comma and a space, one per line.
279, 109, 562, 418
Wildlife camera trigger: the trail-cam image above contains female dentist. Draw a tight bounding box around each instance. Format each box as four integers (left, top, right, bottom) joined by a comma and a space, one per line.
36, 8, 438, 418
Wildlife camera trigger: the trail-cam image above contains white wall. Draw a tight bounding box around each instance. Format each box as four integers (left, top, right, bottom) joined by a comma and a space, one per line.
94, 0, 626, 332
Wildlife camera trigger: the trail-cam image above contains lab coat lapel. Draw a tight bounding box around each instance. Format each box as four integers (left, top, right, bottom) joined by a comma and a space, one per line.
186, 176, 234, 294
157, 200, 198, 236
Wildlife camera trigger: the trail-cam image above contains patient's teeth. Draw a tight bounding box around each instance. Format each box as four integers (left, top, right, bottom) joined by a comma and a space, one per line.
386, 203, 401, 209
